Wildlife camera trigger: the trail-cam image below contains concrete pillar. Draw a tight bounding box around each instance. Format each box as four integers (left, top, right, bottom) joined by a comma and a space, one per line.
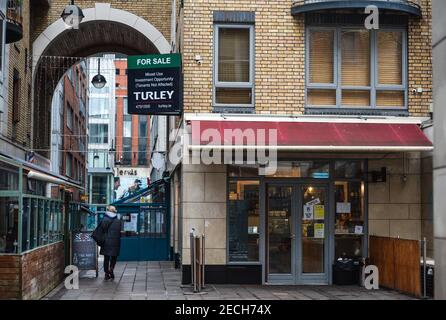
433, 0, 446, 300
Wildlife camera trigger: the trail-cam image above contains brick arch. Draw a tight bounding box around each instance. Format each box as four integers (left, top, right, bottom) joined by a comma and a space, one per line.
32, 3, 170, 69
31, 3, 171, 157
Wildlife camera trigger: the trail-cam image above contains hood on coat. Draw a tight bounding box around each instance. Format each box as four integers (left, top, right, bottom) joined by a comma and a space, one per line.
105, 211, 118, 219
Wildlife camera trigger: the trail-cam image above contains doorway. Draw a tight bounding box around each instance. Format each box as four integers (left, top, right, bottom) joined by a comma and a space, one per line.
266, 182, 330, 284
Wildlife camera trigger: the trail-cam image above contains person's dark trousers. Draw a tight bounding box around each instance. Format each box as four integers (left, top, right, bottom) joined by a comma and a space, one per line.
104, 255, 117, 278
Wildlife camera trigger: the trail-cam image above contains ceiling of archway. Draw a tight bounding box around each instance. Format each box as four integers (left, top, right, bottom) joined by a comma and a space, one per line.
42, 20, 159, 57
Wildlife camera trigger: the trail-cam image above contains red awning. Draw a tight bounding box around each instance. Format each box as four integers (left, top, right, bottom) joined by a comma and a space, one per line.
189, 120, 433, 152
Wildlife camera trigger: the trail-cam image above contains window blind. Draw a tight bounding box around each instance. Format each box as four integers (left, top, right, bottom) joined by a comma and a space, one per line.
341, 30, 370, 87
218, 28, 250, 83
378, 31, 403, 85
309, 30, 334, 84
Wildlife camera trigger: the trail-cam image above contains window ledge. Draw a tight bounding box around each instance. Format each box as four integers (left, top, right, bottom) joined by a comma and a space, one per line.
305, 108, 410, 117
213, 106, 255, 114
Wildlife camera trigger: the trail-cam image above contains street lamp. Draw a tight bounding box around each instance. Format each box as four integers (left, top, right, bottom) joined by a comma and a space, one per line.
61, 1, 85, 28
91, 58, 107, 89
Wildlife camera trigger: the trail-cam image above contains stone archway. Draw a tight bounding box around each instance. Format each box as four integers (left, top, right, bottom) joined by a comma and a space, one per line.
31, 3, 171, 157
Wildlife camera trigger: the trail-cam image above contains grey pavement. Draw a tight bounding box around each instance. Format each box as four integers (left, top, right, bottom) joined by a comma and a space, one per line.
43, 261, 418, 300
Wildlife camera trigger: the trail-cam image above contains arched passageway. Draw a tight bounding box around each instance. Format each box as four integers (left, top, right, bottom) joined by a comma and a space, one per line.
32, 4, 170, 157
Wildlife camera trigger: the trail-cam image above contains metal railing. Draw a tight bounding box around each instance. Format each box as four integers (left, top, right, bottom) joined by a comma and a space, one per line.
292, 0, 421, 10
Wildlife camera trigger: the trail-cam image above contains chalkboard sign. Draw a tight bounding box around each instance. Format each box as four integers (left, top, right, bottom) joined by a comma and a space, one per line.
71, 232, 98, 277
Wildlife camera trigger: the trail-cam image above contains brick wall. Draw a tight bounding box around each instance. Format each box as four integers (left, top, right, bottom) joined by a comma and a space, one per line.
0, 242, 64, 300
20, 242, 65, 300
5, 0, 32, 148
61, 65, 88, 190
31, 0, 172, 45
408, 0, 433, 117
0, 256, 21, 300
180, 0, 432, 116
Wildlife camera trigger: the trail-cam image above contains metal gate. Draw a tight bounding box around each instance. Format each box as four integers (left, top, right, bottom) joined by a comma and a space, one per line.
118, 204, 170, 261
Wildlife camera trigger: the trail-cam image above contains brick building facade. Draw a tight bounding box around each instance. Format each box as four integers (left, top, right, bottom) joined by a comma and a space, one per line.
169, 0, 434, 288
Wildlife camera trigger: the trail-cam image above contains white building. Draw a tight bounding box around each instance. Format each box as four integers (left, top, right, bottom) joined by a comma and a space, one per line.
87, 54, 116, 205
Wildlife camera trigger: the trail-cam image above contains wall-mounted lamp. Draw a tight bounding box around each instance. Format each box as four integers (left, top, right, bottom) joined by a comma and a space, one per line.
61, 0, 85, 28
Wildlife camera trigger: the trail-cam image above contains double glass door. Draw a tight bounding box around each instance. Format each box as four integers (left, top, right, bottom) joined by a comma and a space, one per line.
267, 183, 329, 284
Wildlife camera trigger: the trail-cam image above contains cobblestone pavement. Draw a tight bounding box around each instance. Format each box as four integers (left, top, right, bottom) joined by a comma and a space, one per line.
43, 261, 417, 300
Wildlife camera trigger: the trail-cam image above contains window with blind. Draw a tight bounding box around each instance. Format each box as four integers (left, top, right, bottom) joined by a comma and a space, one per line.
214, 25, 254, 108
307, 27, 406, 110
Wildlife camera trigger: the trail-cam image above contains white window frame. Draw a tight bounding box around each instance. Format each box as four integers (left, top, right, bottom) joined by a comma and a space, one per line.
213, 24, 255, 109
305, 26, 407, 111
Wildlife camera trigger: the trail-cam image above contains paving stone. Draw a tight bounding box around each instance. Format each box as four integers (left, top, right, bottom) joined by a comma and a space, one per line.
44, 261, 416, 301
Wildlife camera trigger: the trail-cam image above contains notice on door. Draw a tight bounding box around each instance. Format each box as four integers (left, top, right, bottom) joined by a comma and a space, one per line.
314, 223, 325, 239
314, 205, 325, 220
303, 205, 314, 220
124, 213, 138, 232
127, 54, 182, 115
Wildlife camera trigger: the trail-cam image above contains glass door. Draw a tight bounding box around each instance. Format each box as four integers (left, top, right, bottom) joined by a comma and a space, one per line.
266, 183, 329, 285
298, 184, 329, 284
266, 185, 295, 284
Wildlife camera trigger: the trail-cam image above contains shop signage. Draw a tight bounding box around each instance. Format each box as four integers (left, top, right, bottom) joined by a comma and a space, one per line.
71, 232, 98, 276
127, 53, 182, 115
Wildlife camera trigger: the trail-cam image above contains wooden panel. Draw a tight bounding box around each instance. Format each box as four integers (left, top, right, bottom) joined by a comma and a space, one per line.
369, 236, 395, 289
369, 236, 421, 298
394, 239, 421, 297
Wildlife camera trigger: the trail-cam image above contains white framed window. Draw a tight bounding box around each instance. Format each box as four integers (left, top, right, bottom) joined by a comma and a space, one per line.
306, 27, 407, 110
213, 24, 255, 109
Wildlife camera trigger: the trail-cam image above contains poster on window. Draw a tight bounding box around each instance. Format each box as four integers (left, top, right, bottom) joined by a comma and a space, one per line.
336, 202, 351, 214
124, 213, 138, 232
314, 205, 325, 220
303, 205, 314, 220
314, 223, 325, 239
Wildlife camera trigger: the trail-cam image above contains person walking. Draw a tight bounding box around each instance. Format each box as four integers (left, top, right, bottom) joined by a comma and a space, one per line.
99, 206, 122, 280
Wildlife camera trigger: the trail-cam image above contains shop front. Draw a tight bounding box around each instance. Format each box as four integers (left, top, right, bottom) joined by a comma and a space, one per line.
179, 116, 433, 286
228, 160, 365, 285
0, 154, 86, 299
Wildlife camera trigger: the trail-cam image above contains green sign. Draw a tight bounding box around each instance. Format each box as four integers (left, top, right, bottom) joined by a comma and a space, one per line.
127, 53, 182, 115
128, 54, 181, 70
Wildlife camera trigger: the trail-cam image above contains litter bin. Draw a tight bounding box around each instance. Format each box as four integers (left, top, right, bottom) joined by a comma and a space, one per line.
333, 258, 361, 285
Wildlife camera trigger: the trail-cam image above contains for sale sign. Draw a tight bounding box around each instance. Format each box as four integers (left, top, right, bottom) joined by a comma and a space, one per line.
127, 54, 182, 115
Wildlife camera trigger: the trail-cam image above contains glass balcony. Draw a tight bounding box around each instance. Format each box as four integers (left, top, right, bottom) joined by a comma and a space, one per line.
291, 0, 422, 17
6, 0, 23, 44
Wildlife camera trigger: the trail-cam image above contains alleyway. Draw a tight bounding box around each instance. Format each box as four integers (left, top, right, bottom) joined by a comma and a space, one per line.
43, 262, 417, 300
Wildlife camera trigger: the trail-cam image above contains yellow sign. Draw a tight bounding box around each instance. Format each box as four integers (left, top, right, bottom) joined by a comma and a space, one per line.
314, 205, 325, 220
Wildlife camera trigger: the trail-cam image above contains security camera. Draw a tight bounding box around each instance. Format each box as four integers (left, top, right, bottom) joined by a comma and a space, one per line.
195, 55, 202, 65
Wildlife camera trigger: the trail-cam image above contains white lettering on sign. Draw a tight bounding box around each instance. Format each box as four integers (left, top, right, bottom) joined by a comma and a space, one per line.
133, 91, 174, 101
136, 57, 172, 66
